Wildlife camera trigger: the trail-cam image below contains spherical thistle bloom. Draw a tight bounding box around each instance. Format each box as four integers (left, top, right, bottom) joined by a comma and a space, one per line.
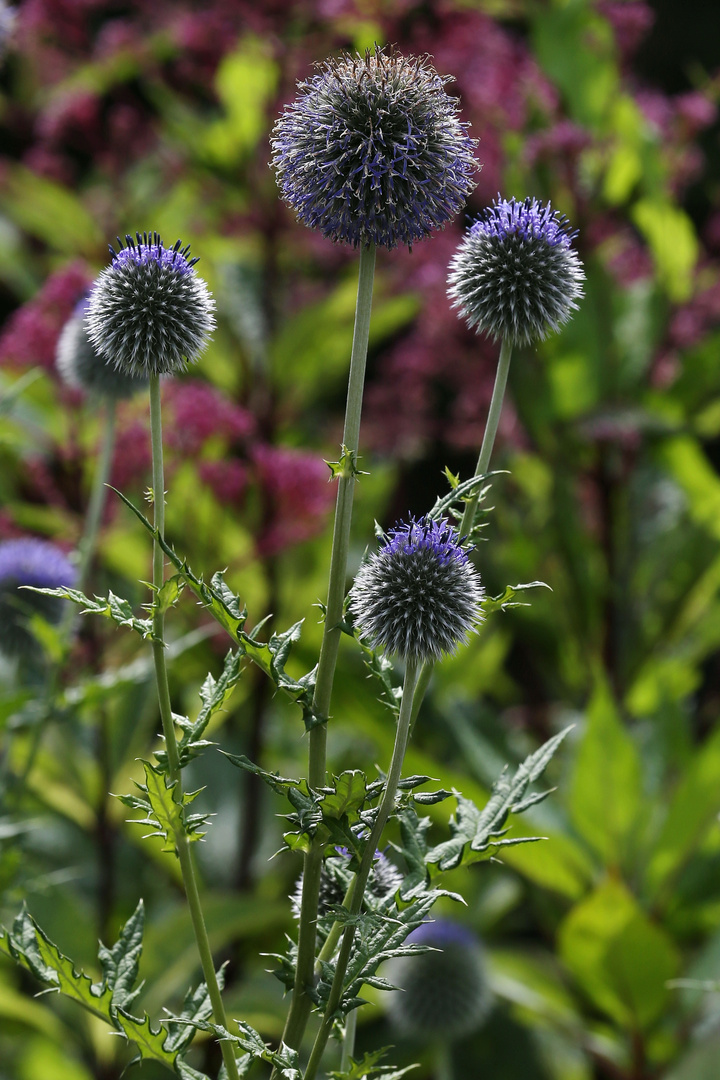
85, 232, 216, 378
348, 516, 484, 664
56, 298, 148, 399
271, 45, 478, 250
386, 920, 492, 1042
447, 196, 585, 346
291, 847, 402, 920
0, 538, 77, 659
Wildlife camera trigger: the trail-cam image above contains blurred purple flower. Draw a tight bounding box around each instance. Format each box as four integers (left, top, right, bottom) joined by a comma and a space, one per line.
0, 263, 91, 369
252, 444, 334, 554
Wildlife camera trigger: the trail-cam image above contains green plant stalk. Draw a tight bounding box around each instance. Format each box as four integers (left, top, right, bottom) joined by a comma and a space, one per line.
458, 336, 513, 540
303, 659, 421, 1080
148, 375, 240, 1080
340, 1009, 358, 1073
279, 242, 376, 1058
75, 398, 117, 595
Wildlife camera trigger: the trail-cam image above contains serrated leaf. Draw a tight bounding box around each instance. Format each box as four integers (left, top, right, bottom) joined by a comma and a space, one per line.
156, 574, 185, 613
319, 772, 368, 820
164, 964, 227, 1054
190, 1020, 301, 1079
98, 900, 145, 1015
23, 585, 158, 640
482, 581, 551, 615
1, 908, 116, 1025
329, 1045, 418, 1080
426, 727, 571, 871
121, 761, 209, 852
116, 1008, 178, 1069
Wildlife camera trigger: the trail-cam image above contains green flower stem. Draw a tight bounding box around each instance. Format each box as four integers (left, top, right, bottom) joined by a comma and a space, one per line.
75, 399, 117, 595
458, 336, 513, 540
148, 375, 240, 1080
434, 1041, 454, 1080
279, 242, 376, 1059
303, 659, 421, 1080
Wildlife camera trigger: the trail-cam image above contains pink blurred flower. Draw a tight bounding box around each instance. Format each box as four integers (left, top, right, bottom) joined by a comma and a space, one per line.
251, 444, 333, 554
198, 459, 248, 504
597, 1, 654, 60
110, 417, 152, 492
0, 263, 91, 369
163, 380, 255, 458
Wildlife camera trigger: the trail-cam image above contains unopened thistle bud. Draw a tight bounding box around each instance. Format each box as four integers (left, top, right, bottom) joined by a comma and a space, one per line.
386, 920, 491, 1042
56, 298, 148, 399
448, 196, 585, 346
271, 45, 478, 250
0, 538, 76, 658
85, 233, 216, 378
349, 517, 484, 664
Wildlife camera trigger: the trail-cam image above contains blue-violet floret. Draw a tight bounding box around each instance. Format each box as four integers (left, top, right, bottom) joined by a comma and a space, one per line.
448, 196, 585, 345
349, 516, 484, 664
271, 45, 478, 250
0, 538, 76, 658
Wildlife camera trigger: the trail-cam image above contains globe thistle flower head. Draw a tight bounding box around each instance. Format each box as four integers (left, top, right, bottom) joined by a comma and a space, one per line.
349, 516, 484, 664
56, 298, 148, 399
386, 919, 492, 1042
448, 196, 585, 346
0, 538, 77, 658
291, 847, 402, 919
271, 45, 478, 250
85, 232, 216, 378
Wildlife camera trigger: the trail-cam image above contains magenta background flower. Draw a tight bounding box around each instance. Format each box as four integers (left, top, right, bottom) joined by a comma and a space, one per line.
0, 264, 91, 369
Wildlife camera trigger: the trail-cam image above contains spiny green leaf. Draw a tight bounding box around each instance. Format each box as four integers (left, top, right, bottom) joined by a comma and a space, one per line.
319, 771, 368, 820
482, 580, 551, 615
325, 445, 367, 480
119, 761, 209, 852
189, 1020, 301, 1079
116, 1008, 178, 1069
329, 1046, 418, 1080
1, 908, 116, 1025
425, 727, 571, 871
164, 964, 227, 1054
22, 585, 158, 640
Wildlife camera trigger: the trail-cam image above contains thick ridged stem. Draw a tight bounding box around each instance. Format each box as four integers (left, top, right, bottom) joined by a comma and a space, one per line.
148, 375, 240, 1080
278, 243, 376, 1061
303, 660, 421, 1080
459, 336, 513, 540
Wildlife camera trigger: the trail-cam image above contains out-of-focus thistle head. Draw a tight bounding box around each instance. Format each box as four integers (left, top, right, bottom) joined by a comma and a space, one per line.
348, 516, 484, 665
85, 232, 216, 378
271, 45, 478, 250
56, 297, 148, 399
291, 847, 402, 920
0, 538, 76, 658
447, 196, 585, 346
386, 920, 492, 1042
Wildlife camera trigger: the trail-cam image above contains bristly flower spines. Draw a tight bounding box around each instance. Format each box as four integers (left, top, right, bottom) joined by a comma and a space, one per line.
349, 516, 484, 664
85, 232, 216, 378
448, 195, 585, 346
271, 44, 478, 250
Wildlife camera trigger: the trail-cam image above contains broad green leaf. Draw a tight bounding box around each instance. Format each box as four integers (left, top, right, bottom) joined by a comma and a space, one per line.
644, 726, 720, 905
204, 37, 278, 164
569, 678, 642, 866
632, 199, 698, 302
0, 163, 102, 253
559, 880, 679, 1029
